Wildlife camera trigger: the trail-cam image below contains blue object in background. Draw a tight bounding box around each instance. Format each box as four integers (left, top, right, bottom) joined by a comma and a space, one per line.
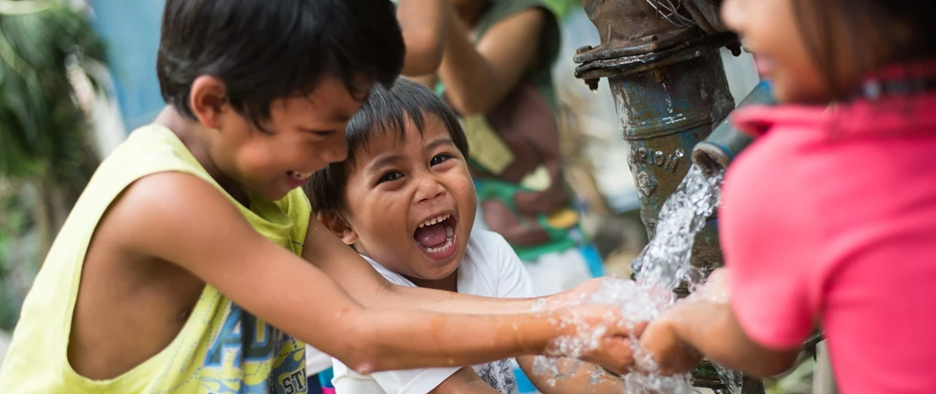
515, 365, 539, 393
578, 244, 605, 278
88, 0, 167, 131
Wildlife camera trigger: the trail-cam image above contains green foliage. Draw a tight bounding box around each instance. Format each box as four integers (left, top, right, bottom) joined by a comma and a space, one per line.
0, 1, 109, 330
0, 2, 107, 184
0, 187, 29, 330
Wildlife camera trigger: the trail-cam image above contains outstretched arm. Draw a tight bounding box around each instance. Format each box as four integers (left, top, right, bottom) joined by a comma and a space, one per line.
126, 173, 637, 374
639, 270, 800, 377
397, 0, 449, 76
303, 213, 594, 314
437, 7, 547, 115
517, 356, 625, 394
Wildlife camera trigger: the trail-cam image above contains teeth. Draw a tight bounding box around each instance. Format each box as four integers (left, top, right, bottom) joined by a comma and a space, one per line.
424, 235, 455, 254
419, 223, 456, 254
418, 214, 451, 228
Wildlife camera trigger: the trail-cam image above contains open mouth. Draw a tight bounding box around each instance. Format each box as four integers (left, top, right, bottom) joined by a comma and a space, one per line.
287, 170, 312, 181
286, 170, 313, 187
413, 213, 458, 259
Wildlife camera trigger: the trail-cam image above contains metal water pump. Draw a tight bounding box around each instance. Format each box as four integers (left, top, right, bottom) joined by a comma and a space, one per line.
573, 0, 773, 392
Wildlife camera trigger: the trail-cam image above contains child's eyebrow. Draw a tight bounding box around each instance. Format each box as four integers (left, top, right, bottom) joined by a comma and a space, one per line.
366, 154, 405, 174
365, 138, 455, 174
425, 137, 455, 152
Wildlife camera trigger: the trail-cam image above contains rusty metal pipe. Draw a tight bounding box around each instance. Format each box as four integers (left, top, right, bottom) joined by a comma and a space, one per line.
692, 80, 777, 176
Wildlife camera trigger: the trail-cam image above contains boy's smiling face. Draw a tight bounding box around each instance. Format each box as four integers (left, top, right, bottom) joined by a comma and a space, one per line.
336, 114, 476, 283
194, 77, 365, 201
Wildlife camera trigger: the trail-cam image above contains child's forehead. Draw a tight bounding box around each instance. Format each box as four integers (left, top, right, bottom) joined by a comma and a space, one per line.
358, 125, 430, 156
352, 122, 453, 165
279, 80, 367, 117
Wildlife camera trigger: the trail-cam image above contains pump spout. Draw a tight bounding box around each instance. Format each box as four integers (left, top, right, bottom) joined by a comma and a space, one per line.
692, 80, 777, 176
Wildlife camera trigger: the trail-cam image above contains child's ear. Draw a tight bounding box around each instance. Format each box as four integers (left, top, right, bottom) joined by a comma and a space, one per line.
189, 75, 229, 130
316, 211, 359, 245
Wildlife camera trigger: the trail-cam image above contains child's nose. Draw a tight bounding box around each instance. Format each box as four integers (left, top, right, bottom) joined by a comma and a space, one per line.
415, 177, 445, 204
321, 136, 348, 164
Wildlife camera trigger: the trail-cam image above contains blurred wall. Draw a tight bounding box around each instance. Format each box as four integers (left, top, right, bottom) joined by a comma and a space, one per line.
87, 0, 166, 131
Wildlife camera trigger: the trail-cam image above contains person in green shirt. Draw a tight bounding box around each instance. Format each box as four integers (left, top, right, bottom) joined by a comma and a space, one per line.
398, 0, 603, 295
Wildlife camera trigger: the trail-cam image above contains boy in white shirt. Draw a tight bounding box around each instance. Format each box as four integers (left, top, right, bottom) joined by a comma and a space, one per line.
305, 79, 628, 394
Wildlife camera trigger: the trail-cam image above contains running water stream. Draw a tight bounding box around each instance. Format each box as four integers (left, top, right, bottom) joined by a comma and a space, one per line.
535, 164, 743, 394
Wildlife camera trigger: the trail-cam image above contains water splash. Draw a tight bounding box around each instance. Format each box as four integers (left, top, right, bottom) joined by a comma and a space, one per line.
533, 165, 744, 393
589, 279, 695, 394
631, 164, 722, 291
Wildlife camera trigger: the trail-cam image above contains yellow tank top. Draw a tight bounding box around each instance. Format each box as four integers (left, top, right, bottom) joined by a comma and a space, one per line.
0, 125, 311, 394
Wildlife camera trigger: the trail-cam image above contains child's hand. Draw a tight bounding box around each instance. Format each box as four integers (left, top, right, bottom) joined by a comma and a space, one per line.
637, 305, 703, 375
548, 304, 647, 375
547, 277, 613, 309
633, 268, 727, 375
691, 268, 730, 303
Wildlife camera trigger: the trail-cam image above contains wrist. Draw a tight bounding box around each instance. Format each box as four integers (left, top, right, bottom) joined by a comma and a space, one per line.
544, 289, 584, 310
528, 308, 567, 355
493, 309, 564, 355
509, 310, 571, 355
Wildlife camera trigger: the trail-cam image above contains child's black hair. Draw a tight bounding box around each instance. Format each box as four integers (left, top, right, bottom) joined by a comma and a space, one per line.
156, 0, 403, 131
793, 0, 936, 96
307, 78, 469, 216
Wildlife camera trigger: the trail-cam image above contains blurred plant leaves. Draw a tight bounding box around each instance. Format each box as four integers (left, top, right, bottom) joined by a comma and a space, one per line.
0, 1, 108, 330
0, 2, 107, 184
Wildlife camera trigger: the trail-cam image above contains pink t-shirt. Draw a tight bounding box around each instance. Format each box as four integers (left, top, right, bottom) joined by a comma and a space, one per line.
721, 88, 936, 393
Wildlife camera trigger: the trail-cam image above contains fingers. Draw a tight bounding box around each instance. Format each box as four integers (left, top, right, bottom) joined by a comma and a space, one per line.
600, 307, 649, 339
630, 320, 648, 337
656, 346, 703, 376
582, 336, 636, 376
634, 320, 703, 376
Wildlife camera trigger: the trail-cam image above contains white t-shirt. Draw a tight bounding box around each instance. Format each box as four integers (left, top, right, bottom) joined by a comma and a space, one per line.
331, 229, 539, 394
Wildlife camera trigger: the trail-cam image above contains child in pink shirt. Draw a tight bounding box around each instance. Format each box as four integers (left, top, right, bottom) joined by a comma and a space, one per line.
637, 0, 936, 393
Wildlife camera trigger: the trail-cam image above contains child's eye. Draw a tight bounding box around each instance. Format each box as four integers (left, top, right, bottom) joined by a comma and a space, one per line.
300, 128, 335, 140
430, 154, 453, 166
378, 171, 403, 184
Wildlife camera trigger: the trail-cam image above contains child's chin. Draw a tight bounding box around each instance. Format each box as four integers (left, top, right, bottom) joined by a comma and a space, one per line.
418, 248, 463, 270
420, 265, 459, 281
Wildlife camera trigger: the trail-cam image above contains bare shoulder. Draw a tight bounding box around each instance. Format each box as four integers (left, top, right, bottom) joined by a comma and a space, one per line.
70, 171, 226, 379
105, 172, 260, 264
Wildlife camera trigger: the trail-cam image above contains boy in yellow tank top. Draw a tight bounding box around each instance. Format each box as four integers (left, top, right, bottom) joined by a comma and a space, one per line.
0, 1, 642, 393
